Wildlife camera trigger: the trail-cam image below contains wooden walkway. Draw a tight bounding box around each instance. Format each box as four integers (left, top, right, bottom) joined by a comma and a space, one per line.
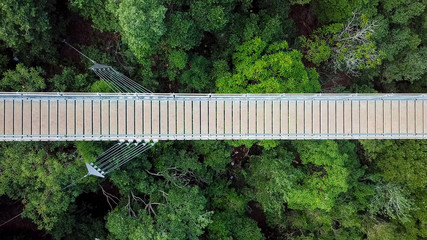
0, 93, 426, 141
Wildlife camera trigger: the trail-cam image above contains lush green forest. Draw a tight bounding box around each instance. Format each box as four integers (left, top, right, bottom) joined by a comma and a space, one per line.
0, 0, 426, 239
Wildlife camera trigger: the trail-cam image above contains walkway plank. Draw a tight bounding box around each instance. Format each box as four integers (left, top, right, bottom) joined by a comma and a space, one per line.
296, 100, 304, 134
118, 100, 126, 135
305, 100, 313, 135
217, 101, 224, 135
289, 101, 296, 134
240, 101, 248, 135
281, 100, 288, 135
101, 100, 110, 135
40, 100, 49, 135
367, 101, 376, 134
4, 100, 13, 135
312, 100, 320, 134
0, 100, 4, 135
109, 100, 118, 135
375, 100, 384, 134
76, 100, 84, 136
391, 100, 399, 135
135, 100, 143, 135
193, 101, 201, 136
383, 100, 391, 134
272, 100, 280, 134
208, 101, 216, 135
248, 101, 256, 134
264, 100, 272, 135
184, 101, 192, 135
14, 100, 23, 135
320, 100, 328, 134
328, 101, 336, 134
233, 101, 240, 135
49, 100, 57, 136
152, 100, 160, 136
407, 100, 415, 134
352, 100, 359, 134
336, 100, 344, 134
400, 100, 407, 135
66, 100, 75, 136
92, 100, 101, 136
144, 101, 152, 135
127, 100, 135, 135
176, 100, 184, 135
415, 100, 423, 134
424, 100, 427, 134
168, 100, 176, 136
83, 100, 92, 135
200, 101, 208, 135
256, 101, 264, 136
344, 100, 352, 134
31, 100, 40, 136
160, 101, 169, 135
225, 101, 232, 135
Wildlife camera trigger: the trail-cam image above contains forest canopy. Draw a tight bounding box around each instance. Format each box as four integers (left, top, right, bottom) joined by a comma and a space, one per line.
0, 0, 426, 239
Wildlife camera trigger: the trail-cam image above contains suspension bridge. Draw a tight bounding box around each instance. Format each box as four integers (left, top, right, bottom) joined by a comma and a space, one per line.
0, 92, 426, 141
0, 41, 426, 179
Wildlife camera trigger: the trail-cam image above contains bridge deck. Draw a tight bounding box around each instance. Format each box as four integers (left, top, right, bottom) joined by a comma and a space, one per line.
0, 93, 426, 141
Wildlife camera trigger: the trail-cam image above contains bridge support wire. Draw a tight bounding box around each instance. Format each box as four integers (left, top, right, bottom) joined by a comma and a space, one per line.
62, 40, 151, 93
90, 64, 152, 93
85, 139, 157, 178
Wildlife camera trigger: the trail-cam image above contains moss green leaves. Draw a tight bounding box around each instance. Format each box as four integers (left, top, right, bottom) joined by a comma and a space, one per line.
0, 63, 46, 92
117, 0, 167, 61
217, 38, 321, 93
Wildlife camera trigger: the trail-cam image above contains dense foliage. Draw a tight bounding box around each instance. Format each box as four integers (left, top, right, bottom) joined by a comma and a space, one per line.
0, 0, 426, 239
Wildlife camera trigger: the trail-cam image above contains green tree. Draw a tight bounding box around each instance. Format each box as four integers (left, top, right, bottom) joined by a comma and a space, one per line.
0, 63, 46, 92
179, 55, 213, 92
361, 140, 427, 238
244, 140, 367, 232
289, 140, 358, 211
49, 67, 90, 92
312, 0, 364, 23
189, 0, 235, 32
167, 49, 188, 80
106, 186, 212, 240
369, 181, 415, 223
363, 0, 427, 90
90, 80, 113, 92
116, 0, 167, 61
244, 147, 299, 221
303, 13, 384, 76
0, 142, 88, 235
361, 140, 427, 191
192, 141, 232, 173
383, 47, 427, 83
0, 0, 53, 57
207, 211, 263, 240
380, 0, 426, 25
211, 12, 291, 61
69, 0, 119, 32
164, 12, 202, 50
217, 38, 320, 93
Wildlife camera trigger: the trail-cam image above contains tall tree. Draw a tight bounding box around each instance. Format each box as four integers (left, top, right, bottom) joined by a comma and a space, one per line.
116, 0, 167, 61
0, 142, 88, 236
216, 38, 321, 93
0, 0, 53, 57
0, 63, 46, 92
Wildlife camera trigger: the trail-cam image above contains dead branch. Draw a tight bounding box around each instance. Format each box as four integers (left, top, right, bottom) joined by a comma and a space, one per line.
99, 184, 119, 211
